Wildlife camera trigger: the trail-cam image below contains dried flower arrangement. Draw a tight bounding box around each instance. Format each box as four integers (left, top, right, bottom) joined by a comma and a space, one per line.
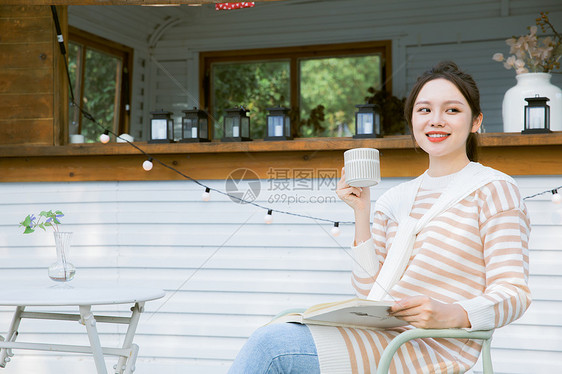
493, 12, 561, 74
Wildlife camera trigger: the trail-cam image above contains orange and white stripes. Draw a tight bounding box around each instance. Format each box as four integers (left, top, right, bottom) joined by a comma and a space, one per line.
311, 179, 531, 373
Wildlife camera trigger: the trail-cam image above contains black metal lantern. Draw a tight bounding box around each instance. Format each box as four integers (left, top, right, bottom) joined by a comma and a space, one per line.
265, 107, 292, 141
353, 104, 382, 138
522, 95, 552, 134
222, 107, 252, 142
149, 109, 174, 143
181, 107, 210, 142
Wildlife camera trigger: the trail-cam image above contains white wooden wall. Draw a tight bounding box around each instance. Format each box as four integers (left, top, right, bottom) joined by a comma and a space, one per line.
0, 173, 560, 373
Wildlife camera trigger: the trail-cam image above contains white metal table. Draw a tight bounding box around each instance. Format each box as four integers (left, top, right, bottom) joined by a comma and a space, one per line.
0, 286, 165, 374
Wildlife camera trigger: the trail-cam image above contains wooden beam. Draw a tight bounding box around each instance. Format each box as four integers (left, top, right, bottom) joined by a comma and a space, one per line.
53, 5, 68, 146
1, 134, 561, 182
0, 5, 64, 146
0, 133, 560, 157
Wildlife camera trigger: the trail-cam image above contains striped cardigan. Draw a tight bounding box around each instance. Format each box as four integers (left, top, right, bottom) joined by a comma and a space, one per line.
308, 171, 531, 373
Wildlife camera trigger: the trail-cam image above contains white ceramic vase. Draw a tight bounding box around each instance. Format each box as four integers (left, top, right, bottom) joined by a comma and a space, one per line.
502, 72, 562, 133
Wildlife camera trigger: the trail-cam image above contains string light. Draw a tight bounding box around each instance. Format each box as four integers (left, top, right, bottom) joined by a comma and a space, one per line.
92, 123, 562, 231
264, 209, 273, 224
99, 130, 110, 144
142, 158, 154, 171
202, 187, 211, 202
552, 189, 561, 204
330, 222, 341, 237
48, 12, 562, 235
523, 185, 562, 201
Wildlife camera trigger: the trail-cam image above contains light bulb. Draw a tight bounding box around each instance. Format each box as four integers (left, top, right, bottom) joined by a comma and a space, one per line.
142, 158, 153, 171
99, 131, 110, 144
264, 210, 273, 224
330, 222, 341, 237
552, 191, 561, 204
202, 187, 211, 202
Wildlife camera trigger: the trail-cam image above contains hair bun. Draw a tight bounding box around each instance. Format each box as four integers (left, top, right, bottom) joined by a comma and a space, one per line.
431, 60, 460, 74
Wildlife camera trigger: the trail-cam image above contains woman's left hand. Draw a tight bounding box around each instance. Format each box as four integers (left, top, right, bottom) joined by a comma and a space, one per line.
389, 295, 471, 329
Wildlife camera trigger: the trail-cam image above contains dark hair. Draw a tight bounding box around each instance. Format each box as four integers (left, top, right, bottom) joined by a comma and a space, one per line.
404, 61, 481, 162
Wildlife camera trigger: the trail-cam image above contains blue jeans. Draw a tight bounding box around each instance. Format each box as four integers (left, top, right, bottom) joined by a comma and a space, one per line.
228, 323, 321, 374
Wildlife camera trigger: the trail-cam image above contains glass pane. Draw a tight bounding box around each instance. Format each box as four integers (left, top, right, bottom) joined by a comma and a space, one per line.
357, 112, 374, 135
82, 48, 121, 142
183, 118, 194, 138
241, 117, 250, 138
68, 42, 82, 136
300, 55, 382, 137
225, 117, 235, 137
268, 115, 284, 137
200, 118, 208, 138
528, 107, 545, 129
152, 119, 168, 140
212, 61, 290, 139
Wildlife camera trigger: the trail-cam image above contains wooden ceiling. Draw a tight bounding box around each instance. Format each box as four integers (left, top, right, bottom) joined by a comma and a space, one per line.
6, 0, 285, 4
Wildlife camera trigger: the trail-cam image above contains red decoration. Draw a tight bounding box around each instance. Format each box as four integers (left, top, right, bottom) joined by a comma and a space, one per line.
215, 2, 255, 10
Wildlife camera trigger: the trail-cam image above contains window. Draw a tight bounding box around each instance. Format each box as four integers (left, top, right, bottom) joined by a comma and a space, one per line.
201, 41, 391, 139
68, 26, 133, 143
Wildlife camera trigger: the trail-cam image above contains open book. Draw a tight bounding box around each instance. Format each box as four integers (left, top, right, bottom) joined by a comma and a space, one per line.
270, 297, 408, 330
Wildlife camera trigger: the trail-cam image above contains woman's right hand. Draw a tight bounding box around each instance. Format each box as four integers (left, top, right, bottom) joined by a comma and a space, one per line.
336, 167, 371, 213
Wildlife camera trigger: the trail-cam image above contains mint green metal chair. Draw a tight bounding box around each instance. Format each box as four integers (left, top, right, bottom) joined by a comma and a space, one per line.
271, 310, 494, 373
376, 328, 494, 374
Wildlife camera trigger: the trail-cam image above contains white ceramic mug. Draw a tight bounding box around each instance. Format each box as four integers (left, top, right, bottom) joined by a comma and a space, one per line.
68, 134, 85, 144
344, 148, 381, 187
117, 133, 134, 143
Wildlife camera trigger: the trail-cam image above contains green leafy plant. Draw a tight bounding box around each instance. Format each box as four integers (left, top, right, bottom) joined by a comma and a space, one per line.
19, 210, 64, 234
294, 104, 326, 137
364, 88, 407, 135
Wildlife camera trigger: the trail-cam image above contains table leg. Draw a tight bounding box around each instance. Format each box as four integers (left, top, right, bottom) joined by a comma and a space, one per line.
115, 302, 144, 374
79, 305, 108, 374
123, 343, 139, 374
0, 306, 24, 368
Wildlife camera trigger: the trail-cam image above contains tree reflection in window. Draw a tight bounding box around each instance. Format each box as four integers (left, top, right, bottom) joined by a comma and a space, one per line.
203, 41, 389, 139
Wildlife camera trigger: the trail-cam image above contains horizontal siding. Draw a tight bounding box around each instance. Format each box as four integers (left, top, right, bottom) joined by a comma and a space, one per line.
0, 174, 561, 373
9, 1, 562, 371
406, 40, 511, 133
150, 0, 561, 139
406, 41, 562, 133
70, 2, 562, 140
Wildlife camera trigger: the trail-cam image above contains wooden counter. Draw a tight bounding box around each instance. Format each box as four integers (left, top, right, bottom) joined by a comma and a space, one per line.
0, 132, 560, 182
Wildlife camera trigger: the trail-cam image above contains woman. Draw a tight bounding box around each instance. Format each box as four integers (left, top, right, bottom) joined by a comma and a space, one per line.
228, 61, 531, 373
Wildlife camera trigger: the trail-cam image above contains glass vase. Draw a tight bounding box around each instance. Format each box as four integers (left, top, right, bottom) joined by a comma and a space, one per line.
49, 232, 76, 282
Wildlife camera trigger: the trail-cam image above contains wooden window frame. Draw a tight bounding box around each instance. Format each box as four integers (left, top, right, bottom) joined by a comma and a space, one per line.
68, 26, 133, 140
199, 40, 392, 139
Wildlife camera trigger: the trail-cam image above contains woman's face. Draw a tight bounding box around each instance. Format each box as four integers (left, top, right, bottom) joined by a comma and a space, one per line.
411, 78, 481, 162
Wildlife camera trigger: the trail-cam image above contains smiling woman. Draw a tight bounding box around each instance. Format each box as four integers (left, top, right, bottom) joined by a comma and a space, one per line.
405, 61, 484, 174
229, 60, 533, 373
411, 79, 482, 175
